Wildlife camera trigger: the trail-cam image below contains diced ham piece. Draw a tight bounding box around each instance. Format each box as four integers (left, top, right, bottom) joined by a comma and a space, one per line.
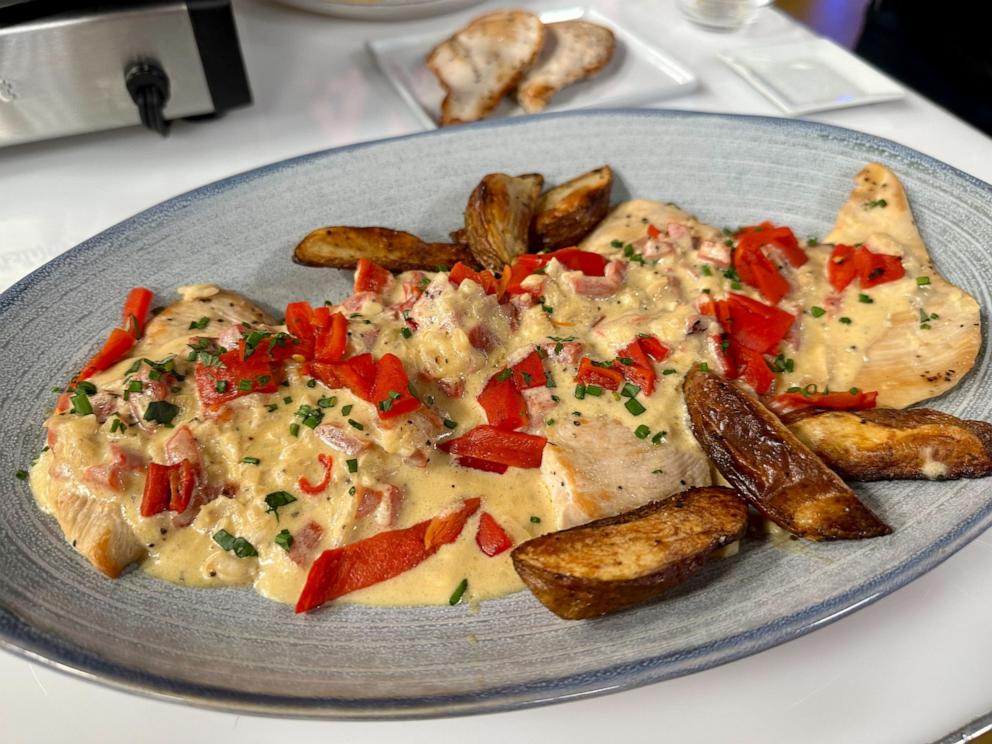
438, 378, 465, 399
698, 240, 731, 268
83, 444, 147, 492
468, 324, 498, 352
164, 425, 202, 468
127, 367, 174, 433
523, 387, 556, 430
172, 482, 235, 528
357, 328, 380, 353
685, 314, 713, 336
90, 391, 120, 423
667, 222, 693, 252
354, 484, 403, 527
314, 423, 370, 456
566, 260, 626, 297
519, 274, 546, 296
217, 323, 247, 351
341, 291, 377, 313
288, 521, 324, 567
632, 236, 675, 259
404, 449, 430, 468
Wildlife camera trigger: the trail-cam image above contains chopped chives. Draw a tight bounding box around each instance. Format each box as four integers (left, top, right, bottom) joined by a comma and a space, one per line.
858, 293, 874, 304
318, 396, 336, 408
449, 578, 468, 606
625, 398, 646, 416
15, 469, 28, 481
574, 384, 586, 400
620, 382, 640, 398
275, 529, 293, 551
289, 423, 300, 437
242, 456, 260, 465
634, 424, 651, 439
307, 379, 317, 388
283, 396, 293, 404
698, 362, 709, 373
400, 327, 413, 339
809, 306, 826, 318
662, 368, 677, 375
346, 458, 358, 473
341, 404, 353, 415
215, 380, 228, 393
617, 357, 635, 366
651, 431, 667, 445
839, 316, 852, 325
917, 276, 931, 286
495, 368, 513, 382
443, 419, 457, 429
348, 419, 364, 431
585, 384, 603, 397
238, 379, 252, 391
530, 516, 541, 523
76, 380, 97, 395
127, 380, 144, 393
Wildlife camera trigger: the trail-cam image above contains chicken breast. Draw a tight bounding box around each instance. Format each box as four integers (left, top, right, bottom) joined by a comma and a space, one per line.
517, 20, 615, 114
541, 415, 711, 528
426, 10, 545, 126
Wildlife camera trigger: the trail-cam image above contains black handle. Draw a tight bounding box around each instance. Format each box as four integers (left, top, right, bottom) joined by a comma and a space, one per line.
125, 62, 171, 137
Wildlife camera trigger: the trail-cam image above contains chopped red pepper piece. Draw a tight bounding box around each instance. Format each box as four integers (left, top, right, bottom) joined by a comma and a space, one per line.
737, 222, 807, 268
735, 243, 790, 305
354, 258, 392, 295
295, 498, 480, 613
616, 339, 656, 395
775, 389, 878, 410
298, 453, 334, 495
477, 374, 529, 430
827, 244, 857, 293
140, 462, 173, 517
854, 246, 905, 288
371, 353, 421, 420
576, 357, 625, 390
79, 327, 136, 380
454, 455, 509, 474
637, 334, 670, 362
501, 255, 546, 296
438, 425, 547, 469
545, 247, 608, 277
511, 350, 547, 390
285, 301, 316, 359
194, 344, 280, 412
122, 287, 154, 338
167, 459, 198, 513
726, 341, 774, 395
311, 353, 377, 402
313, 311, 348, 363
450, 262, 499, 295
646, 224, 662, 240
724, 293, 796, 354
476, 512, 513, 556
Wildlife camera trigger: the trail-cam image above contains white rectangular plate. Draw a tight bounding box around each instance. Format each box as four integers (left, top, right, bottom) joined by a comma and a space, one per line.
368, 6, 698, 129
719, 38, 906, 116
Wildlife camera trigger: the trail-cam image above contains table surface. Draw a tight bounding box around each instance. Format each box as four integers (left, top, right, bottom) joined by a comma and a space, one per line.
2, 1, 991, 741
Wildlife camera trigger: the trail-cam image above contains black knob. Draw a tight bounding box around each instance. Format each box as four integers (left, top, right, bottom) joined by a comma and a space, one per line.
125, 62, 171, 137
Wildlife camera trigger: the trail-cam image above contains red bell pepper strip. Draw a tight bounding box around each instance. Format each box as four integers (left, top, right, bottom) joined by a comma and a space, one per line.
735, 243, 790, 305
726, 341, 774, 395
725, 293, 796, 354
511, 350, 547, 390
454, 455, 509, 474
774, 389, 878, 411
854, 246, 905, 288
477, 374, 529, 430
502, 254, 547, 296
737, 223, 807, 268
476, 512, 513, 557
311, 353, 377, 402
646, 224, 662, 240
167, 459, 198, 513
314, 311, 349, 363
298, 453, 334, 495
194, 344, 280, 412
140, 462, 173, 517
285, 301, 316, 359
827, 244, 857, 293
450, 262, 499, 295
371, 353, 421, 420
122, 287, 154, 338
545, 247, 608, 277
617, 339, 656, 395
438, 425, 546, 469
354, 258, 392, 295
295, 498, 480, 613
576, 357, 625, 390
79, 327, 136, 380
637, 334, 670, 362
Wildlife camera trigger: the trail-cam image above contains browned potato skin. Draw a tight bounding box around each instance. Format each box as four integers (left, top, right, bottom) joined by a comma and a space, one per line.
512, 487, 748, 620
532, 165, 613, 250
464, 173, 543, 271
683, 368, 891, 541
788, 408, 992, 481
293, 226, 473, 271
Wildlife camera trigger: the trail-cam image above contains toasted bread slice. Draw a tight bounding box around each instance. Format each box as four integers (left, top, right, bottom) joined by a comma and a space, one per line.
532, 165, 613, 250
464, 172, 543, 270
512, 486, 748, 620
294, 226, 473, 271
426, 11, 545, 126
517, 20, 615, 114
684, 367, 891, 541
788, 408, 992, 481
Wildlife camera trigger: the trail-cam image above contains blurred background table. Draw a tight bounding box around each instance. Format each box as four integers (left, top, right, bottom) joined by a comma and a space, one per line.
2, 1, 991, 741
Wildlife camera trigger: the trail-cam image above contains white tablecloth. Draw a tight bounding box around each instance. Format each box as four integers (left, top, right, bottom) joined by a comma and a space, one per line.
2, 1, 990, 741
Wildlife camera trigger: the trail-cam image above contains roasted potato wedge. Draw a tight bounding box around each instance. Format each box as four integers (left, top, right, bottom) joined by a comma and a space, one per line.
788, 408, 992, 481
532, 165, 613, 250
294, 226, 473, 271
464, 172, 543, 271
683, 368, 891, 541
512, 487, 748, 620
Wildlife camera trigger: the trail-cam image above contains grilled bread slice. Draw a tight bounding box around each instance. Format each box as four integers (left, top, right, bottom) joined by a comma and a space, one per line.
684, 367, 891, 541
426, 10, 545, 126
788, 408, 992, 481
517, 20, 615, 114
512, 486, 748, 620
294, 226, 472, 271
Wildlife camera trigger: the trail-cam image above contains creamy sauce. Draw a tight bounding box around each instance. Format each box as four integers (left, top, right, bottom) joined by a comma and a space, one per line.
30, 199, 939, 609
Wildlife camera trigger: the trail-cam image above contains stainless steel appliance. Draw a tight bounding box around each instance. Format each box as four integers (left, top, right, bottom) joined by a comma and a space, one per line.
0, 0, 252, 146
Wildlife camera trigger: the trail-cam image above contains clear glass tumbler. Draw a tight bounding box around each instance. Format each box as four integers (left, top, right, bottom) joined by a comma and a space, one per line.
677, 0, 774, 30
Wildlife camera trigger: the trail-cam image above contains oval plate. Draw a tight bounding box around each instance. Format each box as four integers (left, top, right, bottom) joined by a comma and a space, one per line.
1, 110, 991, 719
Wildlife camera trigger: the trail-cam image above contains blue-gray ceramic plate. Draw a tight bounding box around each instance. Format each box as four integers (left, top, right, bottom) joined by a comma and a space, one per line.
1, 110, 991, 719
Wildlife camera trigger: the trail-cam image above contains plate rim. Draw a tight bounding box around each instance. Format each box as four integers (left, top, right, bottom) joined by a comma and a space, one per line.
2, 107, 991, 720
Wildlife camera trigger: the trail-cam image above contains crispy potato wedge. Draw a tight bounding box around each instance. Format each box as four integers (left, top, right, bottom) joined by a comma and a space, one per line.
293, 226, 473, 271
532, 165, 613, 251
683, 367, 891, 541
512, 487, 748, 620
464, 173, 543, 271
788, 408, 992, 481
